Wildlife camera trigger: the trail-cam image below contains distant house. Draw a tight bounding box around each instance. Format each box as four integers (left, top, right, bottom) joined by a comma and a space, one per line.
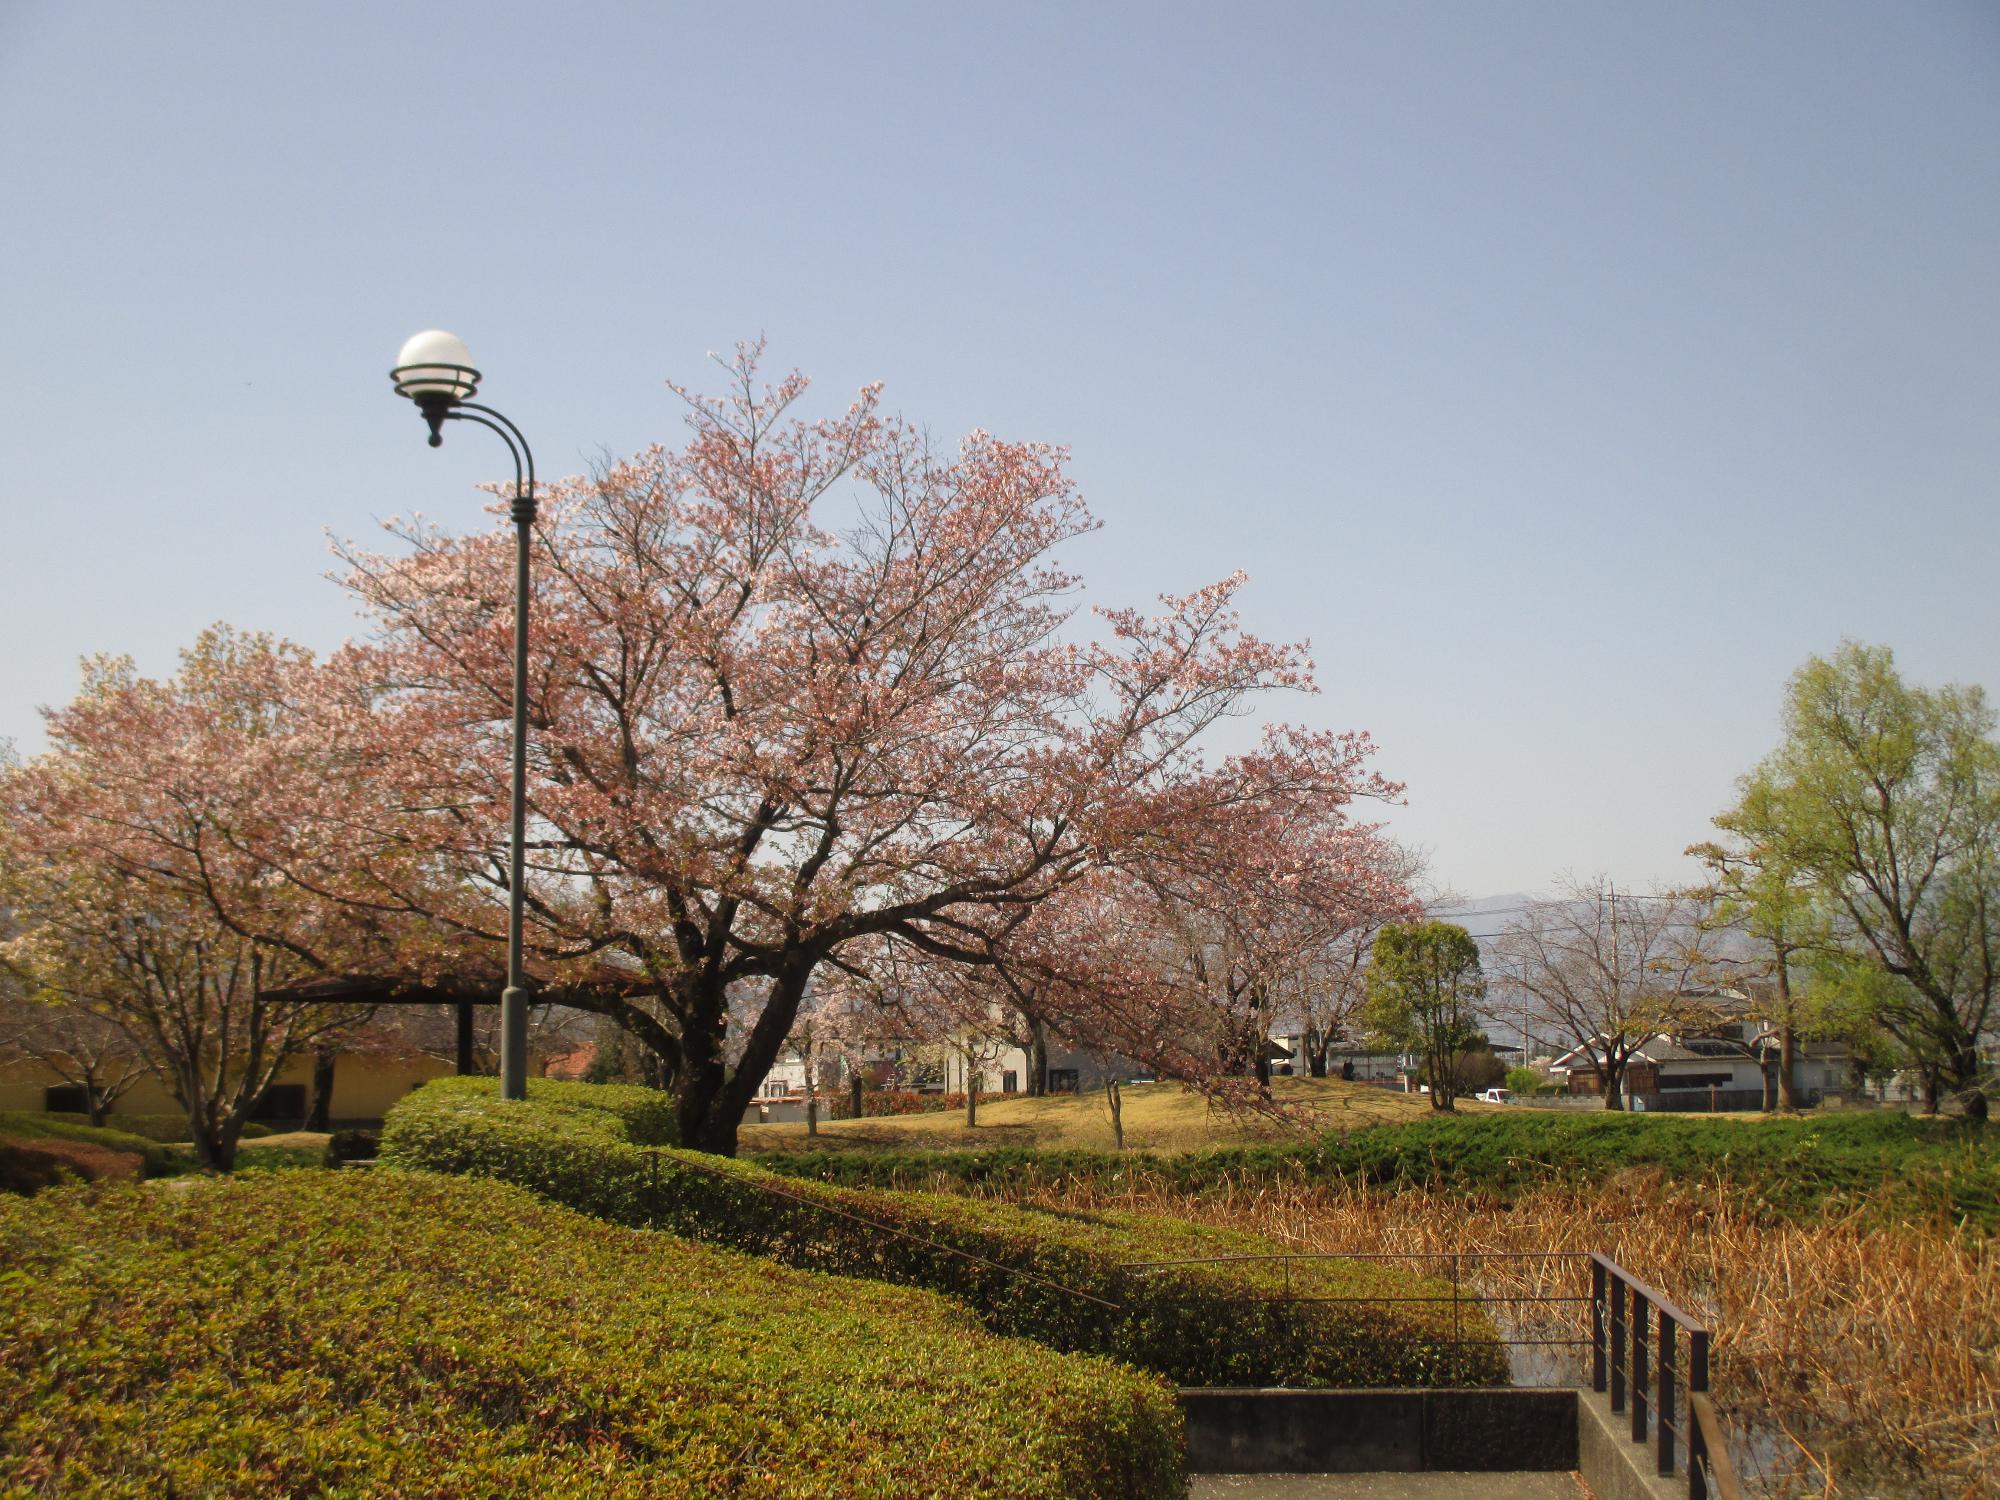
1548, 1033, 1766, 1109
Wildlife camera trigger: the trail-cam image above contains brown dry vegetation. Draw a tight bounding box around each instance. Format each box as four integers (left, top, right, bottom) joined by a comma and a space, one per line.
962, 1169, 1996, 1499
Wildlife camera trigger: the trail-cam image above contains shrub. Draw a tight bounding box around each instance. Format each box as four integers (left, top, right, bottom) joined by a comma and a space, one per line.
0, 1111, 173, 1179
42, 1112, 275, 1142
752, 1110, 2000, 1231
324, 1128, 379, 1166
383, 1078, 1502, 1387
861, 1089, 979, 1117
0, 1172, 1182, 1499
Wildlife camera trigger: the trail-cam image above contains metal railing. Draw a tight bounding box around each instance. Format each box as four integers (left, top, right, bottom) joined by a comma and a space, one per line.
1592, 1253, 1741, 1500
1122, 1247, 1743, 1500
1122, 1249, 1595, 1375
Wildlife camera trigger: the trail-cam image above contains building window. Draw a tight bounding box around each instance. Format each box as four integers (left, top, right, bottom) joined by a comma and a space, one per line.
1657, 1073, 1735, 1091
765, 1081, 789, 1098
252, 1084, 308, 1123
1001, 1070, 1018, 1094
44, 1084, 90, 1114
1046, 1068, 1079, 1094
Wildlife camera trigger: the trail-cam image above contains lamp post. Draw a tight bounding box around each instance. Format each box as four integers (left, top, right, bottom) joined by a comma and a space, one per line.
390, 330, 536, 1102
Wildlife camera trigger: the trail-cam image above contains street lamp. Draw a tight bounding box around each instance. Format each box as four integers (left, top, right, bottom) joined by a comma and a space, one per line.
390, 329, 536, 1102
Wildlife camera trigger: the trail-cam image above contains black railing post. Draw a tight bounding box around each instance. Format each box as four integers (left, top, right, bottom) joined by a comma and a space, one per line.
1610, 1273, 1627, 1412
1689, 1327, 1711, 1500
1632, 1294, 1650, 1444
1659, 1309, 1677, 1476
1591, 1258, 1608, 1392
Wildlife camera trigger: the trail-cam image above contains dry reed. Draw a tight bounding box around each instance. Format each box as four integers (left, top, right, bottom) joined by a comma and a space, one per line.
963, 1168, 1997, 1499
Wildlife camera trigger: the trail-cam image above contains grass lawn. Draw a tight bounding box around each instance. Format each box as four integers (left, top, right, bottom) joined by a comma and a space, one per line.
741, 1076, 1500, 1154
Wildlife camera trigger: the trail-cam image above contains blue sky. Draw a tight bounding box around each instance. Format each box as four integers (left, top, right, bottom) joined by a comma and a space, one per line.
3, 2, 1996, 897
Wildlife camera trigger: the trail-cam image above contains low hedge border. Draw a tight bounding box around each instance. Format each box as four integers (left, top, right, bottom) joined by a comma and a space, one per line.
1, 1172, 1182, 1498
749, 1110, 2000, 1229
0, 1112, 176, 1179
383, 1078, 1503, 1388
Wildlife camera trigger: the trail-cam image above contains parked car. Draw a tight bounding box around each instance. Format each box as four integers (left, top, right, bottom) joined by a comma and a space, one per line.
1478, 1088, 1512, 1104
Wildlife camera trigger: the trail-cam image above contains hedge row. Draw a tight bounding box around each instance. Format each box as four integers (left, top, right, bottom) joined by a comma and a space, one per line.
751, 1110, 2000, 1230
382, 1078, 1502, 1387
0, 1172, 1181, 1499
0, 1112, 176, 1181
39, 1112, 275, 1143
859, 1090, 981, 1117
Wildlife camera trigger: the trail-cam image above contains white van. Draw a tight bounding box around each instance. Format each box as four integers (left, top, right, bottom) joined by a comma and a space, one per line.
1478, 1088, 1512, 1104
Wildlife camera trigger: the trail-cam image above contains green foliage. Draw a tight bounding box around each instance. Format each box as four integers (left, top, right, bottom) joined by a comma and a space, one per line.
383, 1078, 1503, 1387
0, 1111, 173, 1176
756, 1110, 2000, 1232
1714, 641, 2000, 1100
0, 1172, 1182, 1499
1364, 922, 1485, 1108
1505, 1067, 1543, 1096
39, 1112, 275, 1142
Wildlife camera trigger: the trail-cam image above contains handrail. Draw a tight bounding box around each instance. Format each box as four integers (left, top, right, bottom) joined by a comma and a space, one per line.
1689, 1393, 1744, 1500
1591, 1253, 1744, 1499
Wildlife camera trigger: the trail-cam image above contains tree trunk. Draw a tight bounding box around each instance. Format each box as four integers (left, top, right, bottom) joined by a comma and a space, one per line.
85, 1086, 108, 1128
190, 1117, 242, 1173
850, 1074, 864, 1120
305, 1048, 336, 1132
678, 963, 813, 1157
1773, 958, 1799, 1110
1105, 1077, 1124, 1150
1761, 1056, 1778, 1113
1921, 1065, 1941, 1116
965, 1073, 980, 1128
1026, 1015, 1050, 1097
1305, 1030, 1328, 1078
1601, 1063, 1626, 1110
807, 1093, 818, 1136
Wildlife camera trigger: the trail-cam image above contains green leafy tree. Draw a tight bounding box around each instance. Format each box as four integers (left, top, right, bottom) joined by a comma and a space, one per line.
1689, 781, 1831, 1111
1505, 1065, 1542, 1096
1362, 921, 1484, 1113
1713, 643, 1999, 1120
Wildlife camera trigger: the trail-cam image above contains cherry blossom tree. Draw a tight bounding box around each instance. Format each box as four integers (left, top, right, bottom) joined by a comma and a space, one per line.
330, 346, 1399, 1153
0, 630, 378, 1167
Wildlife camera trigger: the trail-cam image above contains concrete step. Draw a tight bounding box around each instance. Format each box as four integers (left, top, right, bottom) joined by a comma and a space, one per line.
1192, 1473, 1587, 1499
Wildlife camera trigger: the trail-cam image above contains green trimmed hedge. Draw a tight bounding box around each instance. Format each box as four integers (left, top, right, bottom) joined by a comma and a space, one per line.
750, 1110, 2000, 1230
41, 1112, 275, 1143
0, 1172, 1180, 1498
383, 1078, 1502, 1387
0, 1111, 174, 1177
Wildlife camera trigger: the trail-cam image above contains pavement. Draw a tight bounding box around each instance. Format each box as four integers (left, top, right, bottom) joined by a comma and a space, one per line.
1190, 1474, 1588, 1499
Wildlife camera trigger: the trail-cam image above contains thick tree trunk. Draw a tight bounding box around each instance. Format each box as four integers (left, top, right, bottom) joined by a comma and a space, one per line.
85, 1089, 108, 1128
1601, 1064, 1626, 1110
190, 1118, 242, 1173
677, 962, 813, 1157
1105, 1077, 1124, 1150
1305, 1030, 1328, 1078
850, 1074, 864, 1119
305, 1048, 336, 1131
1027, 1015, 1050, 1097
1778, 1026, 1798, 1111
965, 1076, 979, 1128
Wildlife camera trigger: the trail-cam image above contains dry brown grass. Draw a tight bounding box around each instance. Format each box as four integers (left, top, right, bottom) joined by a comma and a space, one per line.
976, 1171, 1997, 1499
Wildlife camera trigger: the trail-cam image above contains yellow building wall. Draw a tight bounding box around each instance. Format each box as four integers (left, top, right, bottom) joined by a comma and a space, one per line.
0, 1050, 456, 1126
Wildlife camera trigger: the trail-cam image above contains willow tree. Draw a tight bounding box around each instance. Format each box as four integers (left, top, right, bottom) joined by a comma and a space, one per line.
1714, 642, 2000, 1120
